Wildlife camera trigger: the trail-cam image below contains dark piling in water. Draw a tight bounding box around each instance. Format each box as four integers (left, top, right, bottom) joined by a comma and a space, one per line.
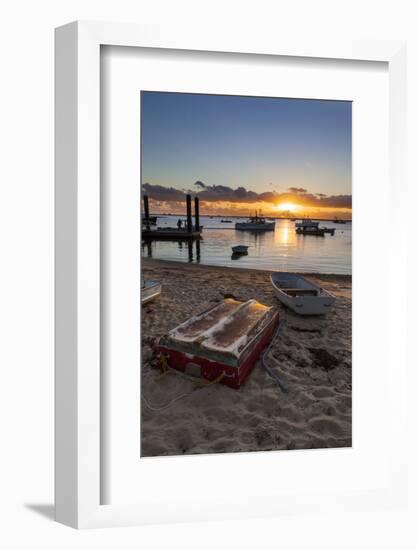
143, 194, 150, 230
194, 196, 200, 231
186, 194, 192, 233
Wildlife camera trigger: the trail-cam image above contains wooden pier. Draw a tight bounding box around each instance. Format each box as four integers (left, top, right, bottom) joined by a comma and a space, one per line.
142, 194, 202, 241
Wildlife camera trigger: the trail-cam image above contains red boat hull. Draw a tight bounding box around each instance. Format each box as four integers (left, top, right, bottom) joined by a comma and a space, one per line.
158, 310, 279, 389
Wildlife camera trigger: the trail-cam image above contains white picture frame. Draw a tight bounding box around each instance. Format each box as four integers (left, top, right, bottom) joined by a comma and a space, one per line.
55, 21, 407, 529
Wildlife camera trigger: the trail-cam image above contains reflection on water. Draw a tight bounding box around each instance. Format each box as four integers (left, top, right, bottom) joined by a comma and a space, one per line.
142, 237, 202, 263
142, 216, 351, 274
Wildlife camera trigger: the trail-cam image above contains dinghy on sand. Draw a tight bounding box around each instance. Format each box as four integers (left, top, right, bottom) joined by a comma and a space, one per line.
141, 280, 161, 304
270, 272, 335, 315
158, 298, 279, 388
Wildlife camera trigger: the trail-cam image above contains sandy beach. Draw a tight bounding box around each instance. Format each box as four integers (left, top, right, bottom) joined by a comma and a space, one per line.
141, 258, 352, 457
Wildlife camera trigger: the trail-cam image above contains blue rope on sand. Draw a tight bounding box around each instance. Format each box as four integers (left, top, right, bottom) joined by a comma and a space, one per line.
143, 312, 288, 412
260, 316, 289, 393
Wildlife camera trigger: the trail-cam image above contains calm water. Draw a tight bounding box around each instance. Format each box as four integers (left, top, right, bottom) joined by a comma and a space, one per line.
142, 216, 352, 275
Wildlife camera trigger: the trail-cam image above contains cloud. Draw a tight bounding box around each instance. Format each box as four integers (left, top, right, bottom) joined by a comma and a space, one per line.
143, 182, 351, 209
192, 182, 259, 203
316, 194, 352, 208
288, 187, 307, 193
142, 183, 185, 202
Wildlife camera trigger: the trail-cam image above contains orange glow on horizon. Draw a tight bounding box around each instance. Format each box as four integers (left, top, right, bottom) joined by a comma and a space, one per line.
274, 202, 298, 212
147, 198, 351, 220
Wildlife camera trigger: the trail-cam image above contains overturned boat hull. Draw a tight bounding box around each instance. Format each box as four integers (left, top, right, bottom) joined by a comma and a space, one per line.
158, 298, 279, 389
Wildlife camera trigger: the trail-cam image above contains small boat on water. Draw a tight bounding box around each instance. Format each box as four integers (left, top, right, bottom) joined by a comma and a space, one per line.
296, 226, 326, 236
333, 217, 346, 224
221, 219, 233, 223
295, 218, 332, 236
270, 272, 335, 315
141, 215, 158, 226
235, 212, 275, 231
295, 218, 319, 229
141, 279, 161, 304
232, 245, 249, 255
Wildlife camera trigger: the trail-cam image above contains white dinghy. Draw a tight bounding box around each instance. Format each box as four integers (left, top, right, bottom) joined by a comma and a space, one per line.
232, 245, 249, 255
141, 279, 162, 305
270, 272, 335, 315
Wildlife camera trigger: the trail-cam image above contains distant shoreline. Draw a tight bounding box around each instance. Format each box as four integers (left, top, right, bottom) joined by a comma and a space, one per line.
142, 257, 352, 282
150, 214, 352, 223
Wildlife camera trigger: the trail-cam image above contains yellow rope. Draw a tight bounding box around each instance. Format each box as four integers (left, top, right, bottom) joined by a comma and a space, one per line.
142, 347, 227, 412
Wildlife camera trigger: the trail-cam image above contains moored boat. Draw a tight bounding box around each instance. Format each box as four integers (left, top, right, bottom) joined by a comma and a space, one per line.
141, 215, 158, 226
270, 272, 335, 315
232, 245, 249, 255
296, 226, 326, 236
141, 280, 162, 304
295, 217, 333, 235
295, 218, 319, 228
235, 212, 275, 231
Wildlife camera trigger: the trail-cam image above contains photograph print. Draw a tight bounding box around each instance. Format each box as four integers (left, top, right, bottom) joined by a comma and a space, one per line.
140, 91, 352, 457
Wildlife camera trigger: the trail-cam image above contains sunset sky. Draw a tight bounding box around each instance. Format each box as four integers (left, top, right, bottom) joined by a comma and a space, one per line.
141, 92, 352, 218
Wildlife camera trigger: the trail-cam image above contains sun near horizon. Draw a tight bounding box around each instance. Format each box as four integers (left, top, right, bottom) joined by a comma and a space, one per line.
274, 202, 298, 212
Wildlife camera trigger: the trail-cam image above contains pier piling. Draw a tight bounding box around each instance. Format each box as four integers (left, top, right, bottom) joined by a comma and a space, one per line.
186, 194, 192, 233
142, 192, 201, 241
194, 196, 200, 231
143, 195, 150, 230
